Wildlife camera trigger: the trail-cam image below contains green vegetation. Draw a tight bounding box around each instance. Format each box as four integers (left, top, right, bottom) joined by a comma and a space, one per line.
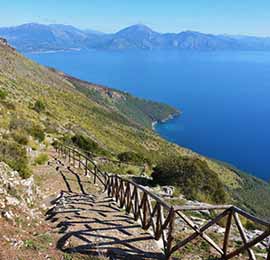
23, 233, 53, 251
9, 117, 45, 142
69, 76, 179, 129
117, 151, 150, 165
231, 167, 270, 221
28, 125, 45, 142
33, 99, 46, 113
152, 156, 227, 204
0, 89, 7, 100
71, 134, 110, 156
12, 130, 29, 145
98, 161, 143, 175
35, 153, 48, 165
71, 134, 98, 152
0, 140, 31, 178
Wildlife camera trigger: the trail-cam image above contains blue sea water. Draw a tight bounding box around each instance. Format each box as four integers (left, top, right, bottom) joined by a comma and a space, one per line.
25, 50, 270, 181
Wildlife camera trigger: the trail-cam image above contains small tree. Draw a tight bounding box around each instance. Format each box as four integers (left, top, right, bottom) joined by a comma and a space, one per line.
34, 100, 46, 113
118, 151, 150, 165
71, 134, 98, 152
29, 125, 45, 142
152, 156, 227, 204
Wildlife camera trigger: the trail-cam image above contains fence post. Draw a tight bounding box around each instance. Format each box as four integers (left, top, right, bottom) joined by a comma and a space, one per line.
94, 165, 97, 184
223, 210, 233, 258
79, 154, 81, 168
165, 208, 176, 260
73, 150, 75, 166
68, 148, 71, 163
267, 247, 270, 260
85, 158, 88, 176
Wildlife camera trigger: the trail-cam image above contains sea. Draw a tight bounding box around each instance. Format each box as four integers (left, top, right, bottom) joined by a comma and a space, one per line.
25, 49, 270, 181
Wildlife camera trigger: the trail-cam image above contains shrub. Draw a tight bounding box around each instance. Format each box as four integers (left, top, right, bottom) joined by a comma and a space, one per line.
71, 134, 98, 152
35, 153, 48, 165
0, 140, 32, 179
152, 156, 227, 204
118, 151, 150, 165
9, 117, 31, 131
2, 101, 15, 110
0, 89, 8, 100
126, 169, 135, 175
29, 125, 45, 142
244, 220, 258, 230
12, 131, 29, 145
33, 100, 46, 113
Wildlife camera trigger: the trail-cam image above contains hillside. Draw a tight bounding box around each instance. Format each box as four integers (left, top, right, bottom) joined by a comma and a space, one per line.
2, 23, 270, 52
0, 38, 270, 223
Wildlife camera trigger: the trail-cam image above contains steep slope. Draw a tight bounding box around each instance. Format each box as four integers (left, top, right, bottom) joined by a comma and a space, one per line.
0, 39, 270, 221
2, 23, 270, 52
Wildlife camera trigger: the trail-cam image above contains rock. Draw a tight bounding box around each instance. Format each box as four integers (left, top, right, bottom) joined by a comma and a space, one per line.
0, 38, 8, 46
0, 200, 5, 209
162, 186, 174, 197
5, 196, 20, 206
2, 210, 14, 221
0, 162, 41, 219
10, 238, 23, 249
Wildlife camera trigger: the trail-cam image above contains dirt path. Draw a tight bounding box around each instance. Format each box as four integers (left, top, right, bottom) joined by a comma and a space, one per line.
46, 152, 164, 260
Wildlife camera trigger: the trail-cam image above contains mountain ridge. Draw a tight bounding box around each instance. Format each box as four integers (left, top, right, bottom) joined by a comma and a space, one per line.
2, 23, 270, 52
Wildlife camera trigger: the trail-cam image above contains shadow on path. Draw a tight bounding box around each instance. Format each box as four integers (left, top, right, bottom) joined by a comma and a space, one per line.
47, 158, 164, 260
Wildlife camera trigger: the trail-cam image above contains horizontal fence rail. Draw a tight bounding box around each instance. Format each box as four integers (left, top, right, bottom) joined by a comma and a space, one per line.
55, 143, 270, 260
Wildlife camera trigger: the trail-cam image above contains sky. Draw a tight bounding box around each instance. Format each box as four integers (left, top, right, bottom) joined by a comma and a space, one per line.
0, 0, 270, 36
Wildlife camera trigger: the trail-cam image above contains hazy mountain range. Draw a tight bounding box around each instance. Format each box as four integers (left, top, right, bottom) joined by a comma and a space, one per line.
1, 23, 270, 52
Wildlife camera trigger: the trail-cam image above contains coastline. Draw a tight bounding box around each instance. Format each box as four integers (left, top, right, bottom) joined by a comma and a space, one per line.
25, 48, 82, 55
152, 111, 180, 131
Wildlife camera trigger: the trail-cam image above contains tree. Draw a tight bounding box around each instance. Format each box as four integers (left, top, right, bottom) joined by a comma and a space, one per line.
152, 156, 227, 204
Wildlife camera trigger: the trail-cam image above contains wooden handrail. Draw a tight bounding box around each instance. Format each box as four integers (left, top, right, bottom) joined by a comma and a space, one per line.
55, 143, 270, 260
64, 143, 145, 168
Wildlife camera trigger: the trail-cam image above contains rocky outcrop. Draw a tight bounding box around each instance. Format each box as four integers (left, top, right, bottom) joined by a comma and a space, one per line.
0, 162, 42, 222
0, 37, 8, 46
0, 37, 15, 52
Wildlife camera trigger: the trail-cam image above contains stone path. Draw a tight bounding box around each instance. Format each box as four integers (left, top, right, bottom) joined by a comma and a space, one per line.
46, 156, 164, 260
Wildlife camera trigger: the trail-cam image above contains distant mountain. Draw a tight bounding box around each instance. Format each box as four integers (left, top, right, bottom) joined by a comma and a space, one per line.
1, 23, 270, 52
0, 23, 98, 52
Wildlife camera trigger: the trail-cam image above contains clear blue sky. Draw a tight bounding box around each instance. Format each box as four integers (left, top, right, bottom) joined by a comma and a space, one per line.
1, 0, 270, 36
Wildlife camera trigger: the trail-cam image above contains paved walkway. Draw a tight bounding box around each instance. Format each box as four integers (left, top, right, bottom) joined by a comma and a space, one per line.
46, 156, 164, 260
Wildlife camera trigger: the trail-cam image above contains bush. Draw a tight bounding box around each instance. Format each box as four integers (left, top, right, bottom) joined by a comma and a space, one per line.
33, 100, 46, 113
71, 134, 98, 152
9, 117, 45, 142
12, 131, 29, 145
0, 89, 8, 100
9, 117, 31, 131
152, 156, 227, 204
35, 153, 48, 165
118, 151, 150, 165
0, 140, 32, 179
28, 125, 45, 142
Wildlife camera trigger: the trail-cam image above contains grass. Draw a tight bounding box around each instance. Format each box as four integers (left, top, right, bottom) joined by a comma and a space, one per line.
23, 233, 53, 251
34, 153, 49, 165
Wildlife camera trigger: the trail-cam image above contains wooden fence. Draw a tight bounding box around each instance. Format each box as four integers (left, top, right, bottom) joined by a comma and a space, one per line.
56, 144, 270, 260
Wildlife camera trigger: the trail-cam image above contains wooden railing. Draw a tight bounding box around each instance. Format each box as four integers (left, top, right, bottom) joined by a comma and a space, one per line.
55, 143, 270, 260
